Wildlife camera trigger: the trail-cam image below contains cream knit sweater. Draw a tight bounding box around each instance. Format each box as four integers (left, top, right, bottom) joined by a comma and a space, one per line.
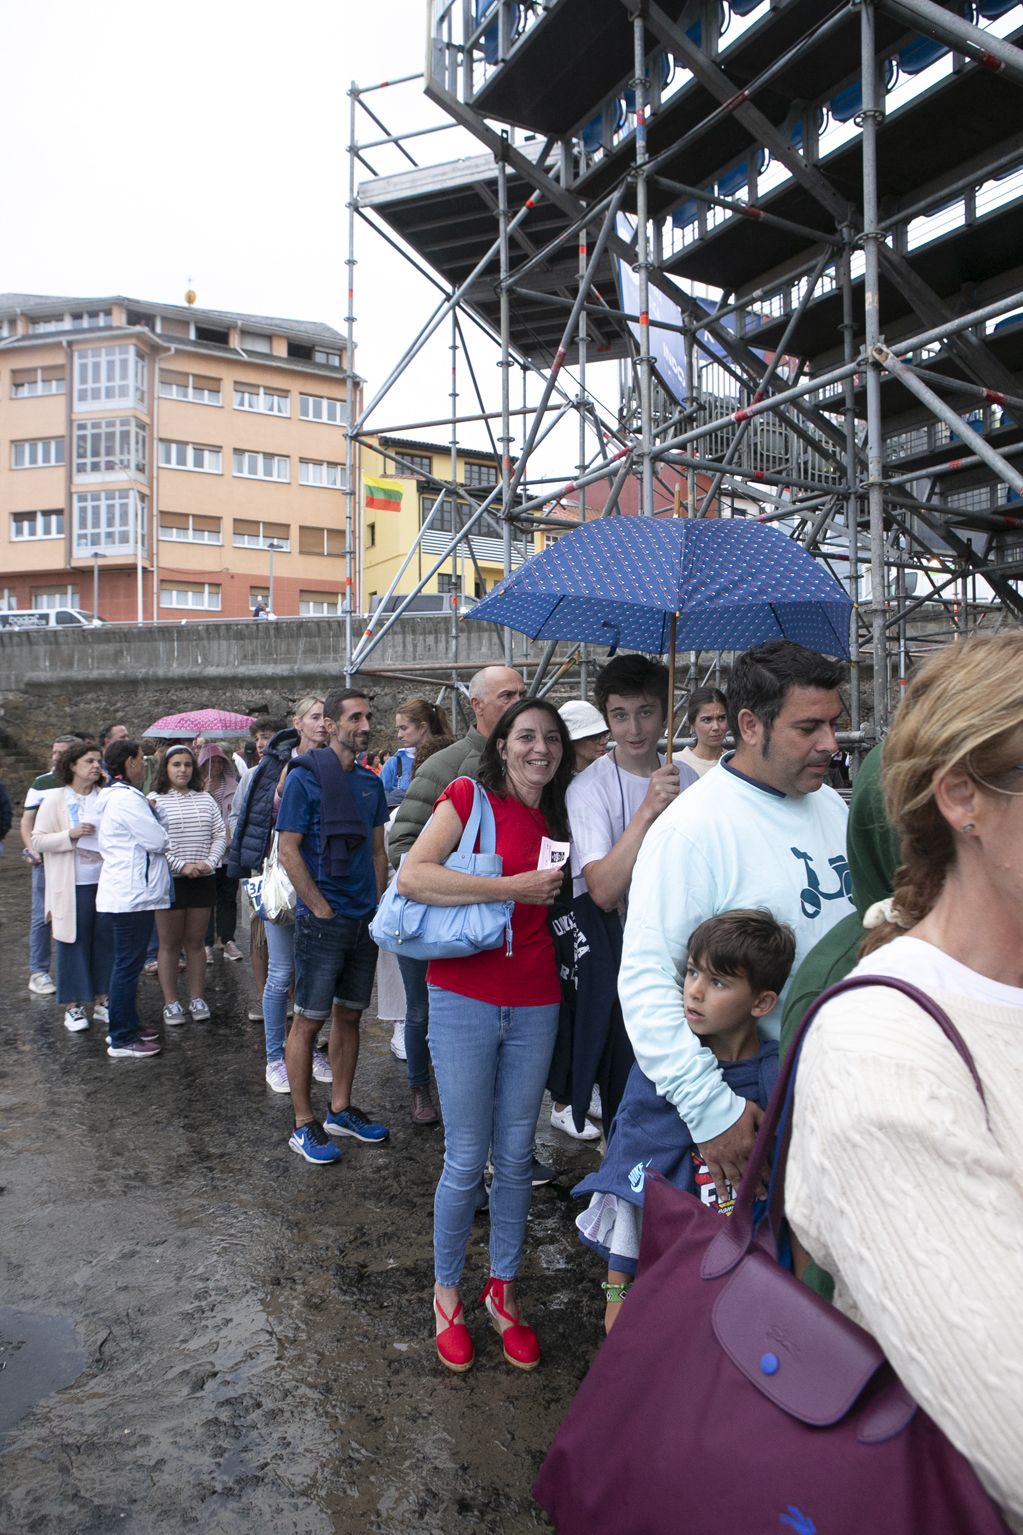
786, 937, 1023, 1529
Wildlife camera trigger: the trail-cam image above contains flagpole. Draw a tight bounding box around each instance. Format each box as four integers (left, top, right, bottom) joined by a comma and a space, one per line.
665, 611, 677, 766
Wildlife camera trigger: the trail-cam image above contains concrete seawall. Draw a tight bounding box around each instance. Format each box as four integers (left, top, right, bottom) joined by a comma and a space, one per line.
0, 617, 523, 771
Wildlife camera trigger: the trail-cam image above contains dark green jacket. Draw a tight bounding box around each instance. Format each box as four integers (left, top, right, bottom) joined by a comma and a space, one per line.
780, 743, 900, 1299
387, 727, 487, 870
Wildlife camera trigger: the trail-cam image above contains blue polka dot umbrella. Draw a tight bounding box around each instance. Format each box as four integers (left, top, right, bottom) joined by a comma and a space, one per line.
469, 516, 851, 659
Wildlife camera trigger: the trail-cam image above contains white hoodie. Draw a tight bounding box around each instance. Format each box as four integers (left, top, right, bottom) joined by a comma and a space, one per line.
95, 781, 172, 913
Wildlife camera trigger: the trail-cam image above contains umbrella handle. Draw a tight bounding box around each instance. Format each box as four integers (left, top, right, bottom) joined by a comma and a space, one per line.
665, 612, 677, 767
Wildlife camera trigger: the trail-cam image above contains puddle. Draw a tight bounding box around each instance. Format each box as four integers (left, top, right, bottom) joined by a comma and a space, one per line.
0, 1308, 86, 1434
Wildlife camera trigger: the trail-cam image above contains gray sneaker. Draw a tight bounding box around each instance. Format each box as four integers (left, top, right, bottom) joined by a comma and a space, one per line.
312, 1048, 332, 1083
163, 1001, 186, 1026
29, 972, 57, 996
265, 1060, 290, 1093
189, 998, 211, 1022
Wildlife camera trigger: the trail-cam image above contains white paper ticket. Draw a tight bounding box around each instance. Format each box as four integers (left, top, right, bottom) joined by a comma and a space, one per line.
538, 837, 571, 870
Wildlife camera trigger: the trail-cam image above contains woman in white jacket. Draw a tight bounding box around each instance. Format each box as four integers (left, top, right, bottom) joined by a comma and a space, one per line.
97, 740, 171, 1059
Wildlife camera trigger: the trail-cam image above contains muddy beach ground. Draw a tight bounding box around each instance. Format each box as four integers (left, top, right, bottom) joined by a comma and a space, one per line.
0, 856, 603, 1534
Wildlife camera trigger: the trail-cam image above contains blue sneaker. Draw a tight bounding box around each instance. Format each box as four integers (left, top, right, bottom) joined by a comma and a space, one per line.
324, 1105, 390, 1143
289, 1121, 343, 1165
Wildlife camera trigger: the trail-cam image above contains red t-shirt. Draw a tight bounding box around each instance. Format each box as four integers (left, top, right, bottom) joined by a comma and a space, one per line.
426, 777, 561, 1007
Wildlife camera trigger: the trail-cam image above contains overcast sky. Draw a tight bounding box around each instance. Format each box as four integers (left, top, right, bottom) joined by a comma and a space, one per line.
3, 0, 617, 470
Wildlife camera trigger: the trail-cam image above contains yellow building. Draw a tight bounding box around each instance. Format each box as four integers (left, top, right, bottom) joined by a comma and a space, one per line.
360, 435, 535, 612
0, 293, 359, 621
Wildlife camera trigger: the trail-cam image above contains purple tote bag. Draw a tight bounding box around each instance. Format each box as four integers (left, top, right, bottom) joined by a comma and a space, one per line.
534, 976, 1010, 1535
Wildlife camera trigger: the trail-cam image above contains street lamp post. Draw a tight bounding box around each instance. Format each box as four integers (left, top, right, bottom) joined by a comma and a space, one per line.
266, 538, 286, 614
90, 550, 105, 618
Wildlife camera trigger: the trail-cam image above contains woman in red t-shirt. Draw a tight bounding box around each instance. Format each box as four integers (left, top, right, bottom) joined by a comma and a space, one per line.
399, 698, 572, 1374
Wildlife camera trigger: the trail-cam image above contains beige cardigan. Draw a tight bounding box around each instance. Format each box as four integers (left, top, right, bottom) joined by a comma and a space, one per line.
787, 947, 1023, 1530
31, 788, 97, 943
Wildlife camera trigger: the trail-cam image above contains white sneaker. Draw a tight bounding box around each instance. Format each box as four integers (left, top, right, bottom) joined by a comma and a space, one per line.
163, 1001, 186, 1026
189, 998, 211, 1022
312, 1048, 332, 1083
63, 1006, 90, 1033
93, 1003, 110, 1026
29, 972, 57, 996
550, 1103, 601, 1141
389, 1021, 407, 1061
265, 1060, 290, 1093
588, 1086, 603, 1122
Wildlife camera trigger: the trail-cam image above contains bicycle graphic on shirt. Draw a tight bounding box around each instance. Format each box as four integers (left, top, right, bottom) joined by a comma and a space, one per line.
790, 848, 853, 919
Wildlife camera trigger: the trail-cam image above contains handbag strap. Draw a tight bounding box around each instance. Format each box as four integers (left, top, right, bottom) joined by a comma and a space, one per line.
450, 777, 497, 859
703, 971, 989, 1279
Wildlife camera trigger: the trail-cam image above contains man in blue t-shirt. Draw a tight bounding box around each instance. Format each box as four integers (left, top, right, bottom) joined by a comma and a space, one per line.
277, 688, 390, 1166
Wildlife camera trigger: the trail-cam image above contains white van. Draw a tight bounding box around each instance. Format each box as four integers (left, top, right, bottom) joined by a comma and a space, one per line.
0, 608, 102, 630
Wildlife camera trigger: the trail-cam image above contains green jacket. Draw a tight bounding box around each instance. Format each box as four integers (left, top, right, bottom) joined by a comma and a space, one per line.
387, 727, 487, 870
780, 743, 900, 1300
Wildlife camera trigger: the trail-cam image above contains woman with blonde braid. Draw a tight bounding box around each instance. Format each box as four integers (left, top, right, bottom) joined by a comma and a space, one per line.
786, 632, 1023, 1530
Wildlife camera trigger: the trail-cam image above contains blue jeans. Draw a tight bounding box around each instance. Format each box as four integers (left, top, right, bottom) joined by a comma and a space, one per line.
262, 919, 295, 1065
30, 861, 51, 974
428, 985, 559, 1286
396, 953, 431, 1090
108, 911, 155, 1047
55, 885, 114, 1004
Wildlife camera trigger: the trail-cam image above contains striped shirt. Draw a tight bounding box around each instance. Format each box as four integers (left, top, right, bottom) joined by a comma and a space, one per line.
153, 790, 227, 873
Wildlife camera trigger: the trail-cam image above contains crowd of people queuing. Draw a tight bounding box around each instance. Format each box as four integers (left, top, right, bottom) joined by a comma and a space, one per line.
6, 635, 1021, 1529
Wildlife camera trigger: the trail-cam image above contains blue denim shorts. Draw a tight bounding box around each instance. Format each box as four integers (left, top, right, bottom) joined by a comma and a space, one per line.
293, 912, 378, 1022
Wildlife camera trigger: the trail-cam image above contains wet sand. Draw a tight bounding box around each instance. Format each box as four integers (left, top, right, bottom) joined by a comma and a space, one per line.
0, 857, 603, 1533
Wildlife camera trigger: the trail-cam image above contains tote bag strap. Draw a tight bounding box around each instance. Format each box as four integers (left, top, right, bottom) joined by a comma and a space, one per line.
703, 973, 988, 1280
447, 777, 497, 861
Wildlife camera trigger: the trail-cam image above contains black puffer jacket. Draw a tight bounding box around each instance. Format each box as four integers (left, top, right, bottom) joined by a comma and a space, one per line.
226, 727, 299, 878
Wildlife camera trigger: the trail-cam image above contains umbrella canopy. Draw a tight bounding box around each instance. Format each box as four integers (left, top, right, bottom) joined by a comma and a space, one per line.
144, 708, 254, 739
469, 516, 852, 658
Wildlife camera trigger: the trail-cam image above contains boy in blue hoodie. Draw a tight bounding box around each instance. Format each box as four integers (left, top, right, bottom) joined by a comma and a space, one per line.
574, 908, 794, 1332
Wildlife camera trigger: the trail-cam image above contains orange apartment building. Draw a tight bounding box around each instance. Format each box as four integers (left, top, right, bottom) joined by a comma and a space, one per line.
0, 293, 360, 622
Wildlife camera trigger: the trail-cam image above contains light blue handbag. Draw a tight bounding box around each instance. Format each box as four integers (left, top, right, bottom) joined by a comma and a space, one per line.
370, 778, 514, 960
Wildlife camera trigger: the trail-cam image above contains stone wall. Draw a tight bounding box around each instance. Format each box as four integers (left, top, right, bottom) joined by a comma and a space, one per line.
0, 616, 521, 787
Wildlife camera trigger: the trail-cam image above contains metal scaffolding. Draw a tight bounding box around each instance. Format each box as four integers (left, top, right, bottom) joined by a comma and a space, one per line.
343, 0, 1023, 738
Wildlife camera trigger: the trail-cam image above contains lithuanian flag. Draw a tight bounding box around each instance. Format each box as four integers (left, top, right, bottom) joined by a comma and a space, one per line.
364, 475, 404, 512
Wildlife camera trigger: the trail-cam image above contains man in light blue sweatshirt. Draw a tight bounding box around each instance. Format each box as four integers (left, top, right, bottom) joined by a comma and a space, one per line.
618, 640, 853, 1203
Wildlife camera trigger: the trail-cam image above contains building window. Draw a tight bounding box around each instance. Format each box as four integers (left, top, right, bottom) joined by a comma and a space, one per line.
75, 345, 147, 408
74, 418, 147, 477
234, 383, 290, 416
298, 525, 344, 557
422, 492, 503, 539
233, 519, 290, 550
0, 588, 16, 611
30, 309, 112, 332
249, 586, 269, 606
11, 365, 65, 397
11, 437, 65, 469
11, 510, 64, 541
159, 439, 223, 474
73, 490, 147, 555
463, 460, 499, 488
160, 581, 222, 611
159, 512, 222, 545
158, 316, 191, 339
32, 585, 80, 610
299, 458, 343, 488
195, 324, 229, 345
233, 449, 290, 482
392, 450, 431, 477
313, 348, 341, 368
299, 393, 344, 425
158, 369, 222, 405
367, 522, 376, 548
239, 329, 273, 353
299, 590, 343, 615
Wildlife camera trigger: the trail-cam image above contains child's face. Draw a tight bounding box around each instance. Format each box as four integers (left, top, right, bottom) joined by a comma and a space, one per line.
683, 953, 768, 1042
